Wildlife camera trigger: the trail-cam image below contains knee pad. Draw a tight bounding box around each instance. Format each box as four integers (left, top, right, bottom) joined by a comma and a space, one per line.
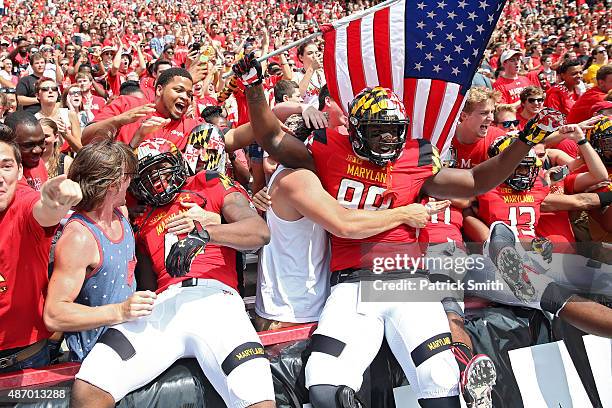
412, 333, 460, 397
309, 385, 363, 408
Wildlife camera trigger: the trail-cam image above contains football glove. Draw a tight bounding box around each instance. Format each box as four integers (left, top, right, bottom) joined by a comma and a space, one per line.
165, 221, 210, 278
232, 52, 263, 88
531, 237, 553, 264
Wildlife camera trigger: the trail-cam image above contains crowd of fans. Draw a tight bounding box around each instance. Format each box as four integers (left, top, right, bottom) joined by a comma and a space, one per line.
0, 0, 611, 406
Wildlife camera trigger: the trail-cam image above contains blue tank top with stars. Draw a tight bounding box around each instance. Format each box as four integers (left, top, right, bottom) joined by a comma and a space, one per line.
64, 210, 136, 362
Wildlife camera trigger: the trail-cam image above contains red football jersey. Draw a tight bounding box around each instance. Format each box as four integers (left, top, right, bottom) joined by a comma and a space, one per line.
425, 203, 464, 245
134, 172, 241, 293
477, 175, 550, 240
307, 128, 440, 271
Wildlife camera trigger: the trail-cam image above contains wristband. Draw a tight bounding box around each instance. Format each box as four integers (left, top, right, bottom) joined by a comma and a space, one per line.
577, 138, 588, 146
540, 282, 575, 316
597, 191, 612, 208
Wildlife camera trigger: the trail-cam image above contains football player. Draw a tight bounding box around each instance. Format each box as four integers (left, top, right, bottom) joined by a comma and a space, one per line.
234, 53, 549, 408
71, 139, 275, 408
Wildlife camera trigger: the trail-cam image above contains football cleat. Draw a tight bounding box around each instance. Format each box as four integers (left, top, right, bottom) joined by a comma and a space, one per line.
486, 222, 537, 302
461, 354, 497, 408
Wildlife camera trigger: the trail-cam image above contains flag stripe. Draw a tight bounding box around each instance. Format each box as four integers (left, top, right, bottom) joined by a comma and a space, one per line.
322, 26, 340, 113
360, 13, 379, 87
430, 82, 461, 148
389, 1, 405, 97
346, 20, 367, 96
437, 93, 466, 152
403, 77, 417, 139
373, 7, 393, 90
411, 79, 431, 139
423, 80, 447, 142
334, 25, 355, 113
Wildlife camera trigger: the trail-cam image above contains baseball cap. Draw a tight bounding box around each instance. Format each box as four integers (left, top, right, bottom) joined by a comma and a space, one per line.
100, 46, 117, 55
500, 49, 522, 64
591, 100, 612, 115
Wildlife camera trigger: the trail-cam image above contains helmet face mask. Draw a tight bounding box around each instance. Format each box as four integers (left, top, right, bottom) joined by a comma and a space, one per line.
130, 139, 188, 207
349, 87, 409, 167
507, 156, 539, 191
489, 135, 541, 191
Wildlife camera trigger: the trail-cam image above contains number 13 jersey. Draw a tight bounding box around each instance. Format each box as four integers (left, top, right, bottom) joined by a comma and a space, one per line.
307, 128, 440, 272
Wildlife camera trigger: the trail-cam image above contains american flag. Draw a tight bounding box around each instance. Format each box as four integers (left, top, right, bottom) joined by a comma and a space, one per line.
322, 0, 506, 152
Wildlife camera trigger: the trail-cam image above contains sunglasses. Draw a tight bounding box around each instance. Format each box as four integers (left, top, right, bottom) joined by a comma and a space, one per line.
0, 88, 16, 94
527, 97, 544, 103
596, 49, 606, 54
40, 86, 59, 92
68, 90, 82, 96
500, 120, 520, 128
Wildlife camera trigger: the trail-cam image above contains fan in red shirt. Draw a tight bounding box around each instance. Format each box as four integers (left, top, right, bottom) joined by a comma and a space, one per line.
517, 86, 545, 131
4, 111, 49, 191
0, 131, 82, 373
493, 50, 536, 105
451, 87, 506, 169
544, 59, 583, 116
82, 68, 203, 151
567, 65, 612, 124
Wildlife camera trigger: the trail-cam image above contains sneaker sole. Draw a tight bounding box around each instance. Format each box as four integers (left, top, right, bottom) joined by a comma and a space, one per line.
464, 355, 497, 408
496, 247, 537, 303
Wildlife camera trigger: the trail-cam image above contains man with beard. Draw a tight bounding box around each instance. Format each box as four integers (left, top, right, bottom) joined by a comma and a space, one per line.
4, 111, 47, 190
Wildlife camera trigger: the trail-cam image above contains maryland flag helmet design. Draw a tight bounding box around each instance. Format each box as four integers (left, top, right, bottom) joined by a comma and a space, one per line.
489, 135, 542, 191
519, 107, 566, 146
348, 87, 410, 167
184, 123, 227, 175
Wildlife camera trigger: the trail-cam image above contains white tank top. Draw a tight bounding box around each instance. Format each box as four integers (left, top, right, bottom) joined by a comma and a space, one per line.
256, 165, 331, 323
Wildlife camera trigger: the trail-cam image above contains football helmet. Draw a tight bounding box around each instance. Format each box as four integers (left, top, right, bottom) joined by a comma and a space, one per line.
130, 138, 188, 207
488, 135, 542, 191
183, 123, 226, 175
588, 116, 612, 167
348, 87, 410, 167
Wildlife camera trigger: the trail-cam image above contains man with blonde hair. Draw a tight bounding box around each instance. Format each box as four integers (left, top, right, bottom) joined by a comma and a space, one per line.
451, 87, 505, 169
493, 104, 519, 133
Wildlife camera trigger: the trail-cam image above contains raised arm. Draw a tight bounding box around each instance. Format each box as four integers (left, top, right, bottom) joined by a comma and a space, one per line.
234, 53, 316, 171
33, 175, 82, 227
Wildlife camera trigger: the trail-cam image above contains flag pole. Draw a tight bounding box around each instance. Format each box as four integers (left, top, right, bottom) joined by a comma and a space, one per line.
222, 0, 400, 78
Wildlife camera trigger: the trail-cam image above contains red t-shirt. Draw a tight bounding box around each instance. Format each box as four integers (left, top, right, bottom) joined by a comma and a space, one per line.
308, 128, 438, 271
23, 161, 49, 191
493, 75, 534, 104
452, 126, 505, 169
544, 83, 580, 116
566, 87, 606, 124
477, 175, 550, 240
93, 95, 203, 150
0, 186, 56, 350
134, 172, 240, 293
